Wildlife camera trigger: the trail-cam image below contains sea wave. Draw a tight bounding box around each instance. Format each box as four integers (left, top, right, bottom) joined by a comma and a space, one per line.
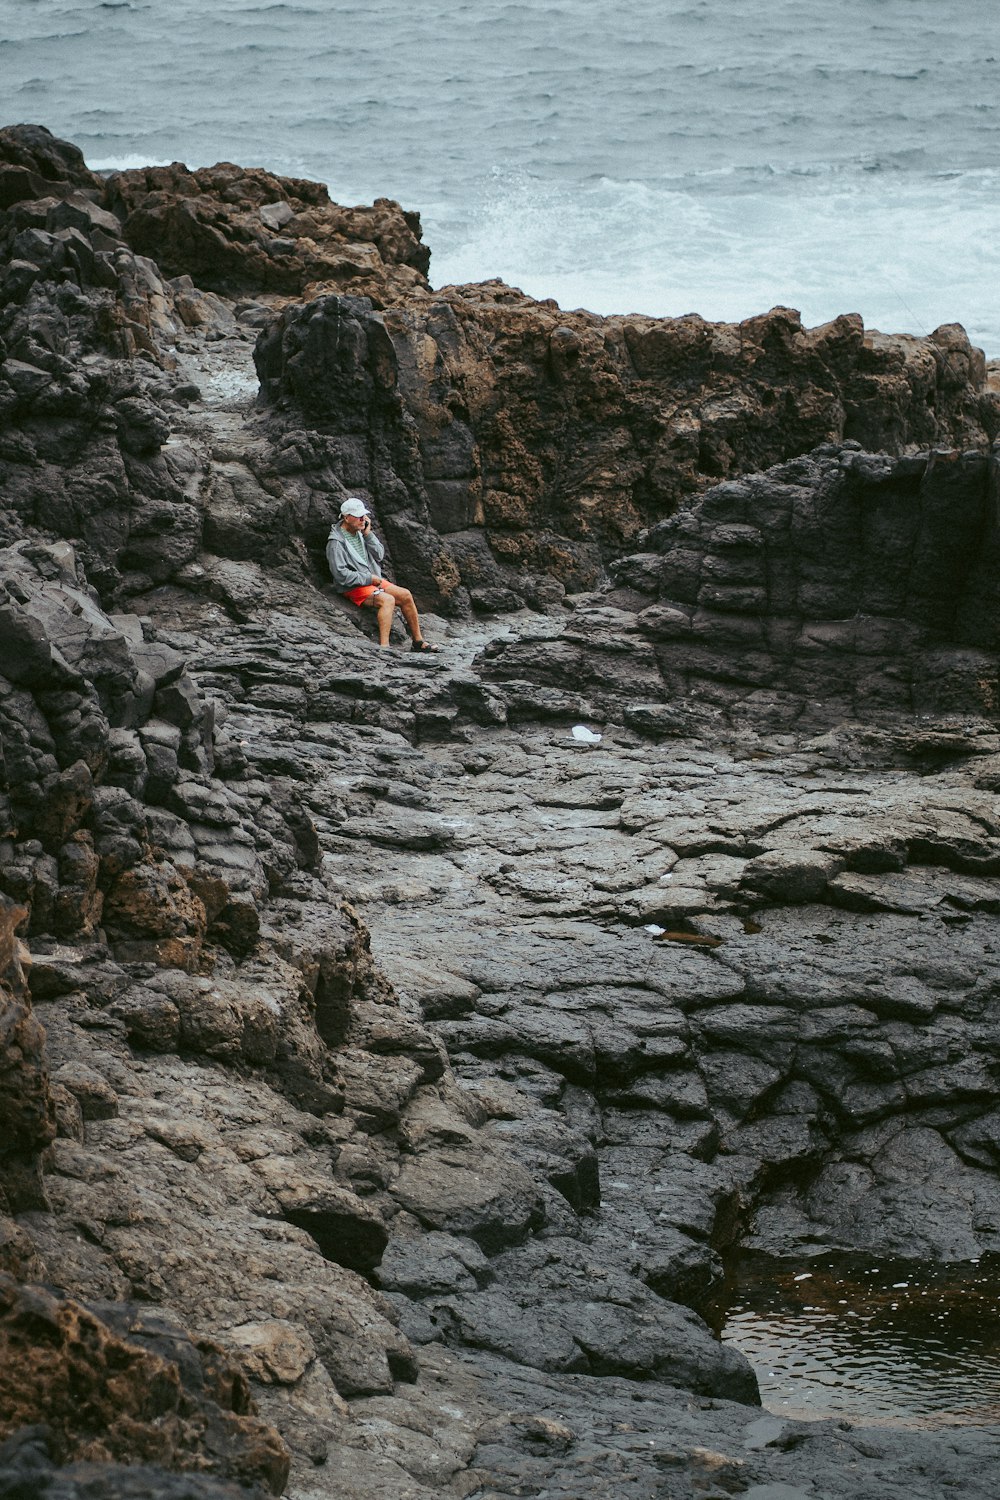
426, 164, 1000, 356
5, 0, 999, 354
87, 153, 176, 171
1, 29, 93, 44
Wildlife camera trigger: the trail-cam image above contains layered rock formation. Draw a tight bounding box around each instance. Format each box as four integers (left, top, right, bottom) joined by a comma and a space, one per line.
479, 443, 1000, 730
253, 292, 999, 616
5, 123, 998, 620
2, 124, 1000, 1499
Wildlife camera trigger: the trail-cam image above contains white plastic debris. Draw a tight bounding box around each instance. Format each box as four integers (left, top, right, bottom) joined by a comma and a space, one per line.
570, 724, 602, 744
793, 1273, 813, 1282
643, 924, 666, 936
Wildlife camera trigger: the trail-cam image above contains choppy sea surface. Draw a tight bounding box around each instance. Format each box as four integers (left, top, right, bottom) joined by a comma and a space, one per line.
3, 0, 999, 352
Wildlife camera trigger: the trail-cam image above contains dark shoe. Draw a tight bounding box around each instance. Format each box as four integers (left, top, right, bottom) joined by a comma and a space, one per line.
411, 639, 439, 653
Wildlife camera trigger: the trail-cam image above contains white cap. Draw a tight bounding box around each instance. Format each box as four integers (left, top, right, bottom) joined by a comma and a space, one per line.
340, 497, 370, 518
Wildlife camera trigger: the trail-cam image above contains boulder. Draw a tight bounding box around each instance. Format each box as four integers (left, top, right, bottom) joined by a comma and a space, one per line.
0, 1275, 290, 1493
105, 161, 429, 304
392, 1145, 543, 1253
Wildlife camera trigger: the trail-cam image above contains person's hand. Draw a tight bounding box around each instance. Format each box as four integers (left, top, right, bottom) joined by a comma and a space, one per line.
362, 516, 371, 534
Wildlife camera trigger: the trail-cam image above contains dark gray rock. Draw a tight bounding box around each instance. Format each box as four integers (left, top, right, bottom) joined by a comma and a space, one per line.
376, 1227, 493, 1297
3, 126, 1000, 1500
0, 1429, 267, 1500
425, 1236, 759, 1402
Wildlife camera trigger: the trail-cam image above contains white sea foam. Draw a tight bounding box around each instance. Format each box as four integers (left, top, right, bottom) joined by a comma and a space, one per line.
87, 155, 175, 172
426, 164, 1000, 353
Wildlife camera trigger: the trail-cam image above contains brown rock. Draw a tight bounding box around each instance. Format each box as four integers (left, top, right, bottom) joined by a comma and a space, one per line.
0, 1274, 290, 1493
255, 291, 997, 616
0, 895, 55, 1211
224, 1320, 317, 1386
105, 161, 430, 305
102, 860, 207, 970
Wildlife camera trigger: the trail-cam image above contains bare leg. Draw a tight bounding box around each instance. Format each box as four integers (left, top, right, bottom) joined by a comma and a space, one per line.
379, 582, 422, 642
363, 591, 396, 646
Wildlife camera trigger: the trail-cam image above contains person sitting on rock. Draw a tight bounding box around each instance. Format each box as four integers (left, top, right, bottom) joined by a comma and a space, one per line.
326, 497, 437, 651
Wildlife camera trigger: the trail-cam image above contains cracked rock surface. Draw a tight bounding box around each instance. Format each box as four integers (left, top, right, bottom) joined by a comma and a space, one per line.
2, 123, 1000, 1499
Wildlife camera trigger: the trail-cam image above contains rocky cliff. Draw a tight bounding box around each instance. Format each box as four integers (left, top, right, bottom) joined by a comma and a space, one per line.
478, 443, 1000, 732
2, 125, 1000, 1500
253, 291, 999, 619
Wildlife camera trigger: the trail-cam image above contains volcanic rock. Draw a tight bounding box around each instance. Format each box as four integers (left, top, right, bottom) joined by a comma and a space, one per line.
105, 161, 430, 305
253, 292, 999, 616
479, 443, 1000, 727
2, 123, 1000, 1500
0, 1274, 290, 1492
0, 894, 55, 1212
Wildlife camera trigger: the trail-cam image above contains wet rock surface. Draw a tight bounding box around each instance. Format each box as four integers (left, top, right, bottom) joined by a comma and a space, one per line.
1, 124, 999, 1498
8, 580, 997, 1495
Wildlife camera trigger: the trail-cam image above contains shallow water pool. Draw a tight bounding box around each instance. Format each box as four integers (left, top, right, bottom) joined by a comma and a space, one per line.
711, 1254, 1000, 1429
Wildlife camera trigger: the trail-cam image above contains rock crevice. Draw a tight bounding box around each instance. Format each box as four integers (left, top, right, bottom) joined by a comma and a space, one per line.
2, 124, 1000, 1500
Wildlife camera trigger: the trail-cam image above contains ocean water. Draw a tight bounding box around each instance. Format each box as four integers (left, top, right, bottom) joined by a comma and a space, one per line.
2, 0, 999, 353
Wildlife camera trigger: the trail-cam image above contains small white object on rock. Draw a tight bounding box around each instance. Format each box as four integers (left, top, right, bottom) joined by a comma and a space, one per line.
644, 924, 666, 936
570, 725, 602, 744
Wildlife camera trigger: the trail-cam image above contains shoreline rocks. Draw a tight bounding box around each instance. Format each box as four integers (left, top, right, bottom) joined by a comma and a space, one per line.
2, 123, 1000, 1499
253, 293, 999, 617
105, 161, 430, 306
0, 1273, 290, 1495
477, 442, 1000, 730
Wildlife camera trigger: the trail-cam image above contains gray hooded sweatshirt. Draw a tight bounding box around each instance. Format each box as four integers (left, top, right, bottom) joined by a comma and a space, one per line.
326, 523, 386, 592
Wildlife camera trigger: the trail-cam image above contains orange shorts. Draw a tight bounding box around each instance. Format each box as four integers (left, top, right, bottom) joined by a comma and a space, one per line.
345, 583, 380, 606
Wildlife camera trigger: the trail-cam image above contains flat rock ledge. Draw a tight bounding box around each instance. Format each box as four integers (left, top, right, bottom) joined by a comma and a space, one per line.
1, 122, 999, 1500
